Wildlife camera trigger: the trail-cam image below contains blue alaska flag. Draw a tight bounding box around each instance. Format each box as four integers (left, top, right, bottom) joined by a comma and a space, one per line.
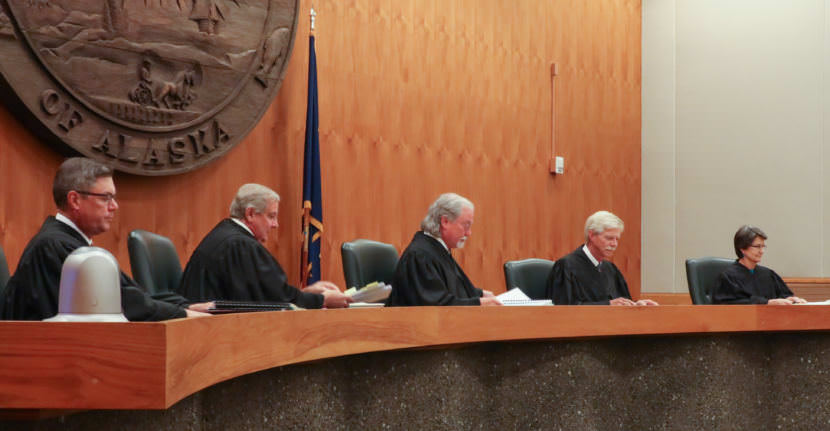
301, 35, 322, 287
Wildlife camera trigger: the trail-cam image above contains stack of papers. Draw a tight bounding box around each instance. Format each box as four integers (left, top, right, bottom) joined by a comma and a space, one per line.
348, 302, 386, 308
795, 299, 830, 305
345, 281, 392, 303
496, 288, 553, 306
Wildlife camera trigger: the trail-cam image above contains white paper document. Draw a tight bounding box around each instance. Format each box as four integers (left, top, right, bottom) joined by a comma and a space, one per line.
496, 288, 553, 306
348, 302, 386, 308
498, 287, 531, 301
795, 299, 830, 305
345, 282, 392, 303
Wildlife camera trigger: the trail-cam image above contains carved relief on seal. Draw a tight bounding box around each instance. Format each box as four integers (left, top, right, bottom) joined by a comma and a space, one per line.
0, 0, 299, 175
0, 4, 15, 38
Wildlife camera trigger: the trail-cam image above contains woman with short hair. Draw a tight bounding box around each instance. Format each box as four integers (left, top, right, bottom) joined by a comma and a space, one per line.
712, 225, 806, 305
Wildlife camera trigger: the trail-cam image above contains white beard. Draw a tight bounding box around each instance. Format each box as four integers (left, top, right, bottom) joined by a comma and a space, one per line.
456, 236, 468, 249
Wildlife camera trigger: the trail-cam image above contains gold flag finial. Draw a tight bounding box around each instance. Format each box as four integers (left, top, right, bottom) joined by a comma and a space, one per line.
310, 6, 317, 32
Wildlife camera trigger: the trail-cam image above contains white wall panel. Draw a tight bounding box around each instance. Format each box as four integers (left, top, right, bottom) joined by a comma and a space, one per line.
643, 0, 826, 292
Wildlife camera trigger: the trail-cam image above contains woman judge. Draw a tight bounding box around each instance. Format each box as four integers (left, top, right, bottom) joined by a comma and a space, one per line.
712, 225, 806, 305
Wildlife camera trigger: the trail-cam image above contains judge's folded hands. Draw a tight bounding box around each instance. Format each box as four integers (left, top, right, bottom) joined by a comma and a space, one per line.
185, 308, 212, 317
768, 296, 807, 305
609, 297, 659, 306
479, 290, 503, 306
185, 301, 215, 317
302, 281, 353, 308
187, 301, 215, 313
321, 290, 353, 308
480, 297, 502, 306
302, 281, 341, 293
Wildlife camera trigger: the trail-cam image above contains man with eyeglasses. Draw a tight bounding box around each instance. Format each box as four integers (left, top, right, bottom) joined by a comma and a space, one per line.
386, 193, 501, 306
546, 210, 658, 306
1, 157, 211, 321
712, 225, 806, 305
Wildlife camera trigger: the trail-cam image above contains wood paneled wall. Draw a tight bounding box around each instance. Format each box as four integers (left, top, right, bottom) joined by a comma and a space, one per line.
0, 0, 642, 295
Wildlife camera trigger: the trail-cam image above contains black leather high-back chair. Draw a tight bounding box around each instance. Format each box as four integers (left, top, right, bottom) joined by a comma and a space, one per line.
503, 258, 555, 300
685, 257, 733, 304
340, 239, 399, 289
0, 244, 10, 298
128, 229, 183, 295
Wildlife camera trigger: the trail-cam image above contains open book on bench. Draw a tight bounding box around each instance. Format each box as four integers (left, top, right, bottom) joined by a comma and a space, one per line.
497, 287, 553, 306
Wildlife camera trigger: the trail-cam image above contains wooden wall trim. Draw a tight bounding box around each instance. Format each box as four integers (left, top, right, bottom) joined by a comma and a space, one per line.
785, 278, 830, 284
785, 278, 830, 302
641, 278, 830, 305
5, 305, 830, 411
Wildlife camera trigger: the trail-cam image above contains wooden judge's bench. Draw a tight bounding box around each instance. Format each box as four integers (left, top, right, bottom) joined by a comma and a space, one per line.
3, 305, 830, 429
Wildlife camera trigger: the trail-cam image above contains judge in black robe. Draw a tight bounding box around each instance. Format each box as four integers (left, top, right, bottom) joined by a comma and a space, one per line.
545, 211, 657, 306
2, 216, 186, 321
179, 219, 325, 308
179, 184, 350, 309
386, 231, 483, 306
712, 261, 794, 304
711, 225, 805, 305
386, 193, 499, 307
545, 245, 632, 305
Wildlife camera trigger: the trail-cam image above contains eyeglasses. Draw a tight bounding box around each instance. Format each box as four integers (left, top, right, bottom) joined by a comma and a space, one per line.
748, 244, 767, 250
76, 191, 117, 203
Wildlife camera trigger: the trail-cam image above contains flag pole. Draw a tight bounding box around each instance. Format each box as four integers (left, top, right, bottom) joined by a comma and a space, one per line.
301, 3, 317, 289
301, 207, 310, 288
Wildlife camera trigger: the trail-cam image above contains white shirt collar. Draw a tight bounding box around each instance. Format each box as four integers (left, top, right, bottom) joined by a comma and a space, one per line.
231, 217, 254, 237
56, 213, 92, 245
582, 244, 600, 267
424, 231, 449, 251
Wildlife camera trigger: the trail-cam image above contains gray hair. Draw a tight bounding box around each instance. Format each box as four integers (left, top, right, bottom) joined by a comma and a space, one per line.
229, 184, 280, 218
53, 157, 114, 210
420, 193, 474, 236
584, 210, 624, 241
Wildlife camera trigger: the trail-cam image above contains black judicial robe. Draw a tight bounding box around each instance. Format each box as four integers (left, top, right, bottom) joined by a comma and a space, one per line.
1, 217, 186, 321
177, 219, 324, 309
545, 245, 632, 305
712, 261, 794, 304
386, 231, 483, 306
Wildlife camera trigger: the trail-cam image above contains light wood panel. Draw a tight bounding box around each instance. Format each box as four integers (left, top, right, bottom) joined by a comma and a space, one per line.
0, 0, 642, 296
0, 322, 166, 409
640, 292, 691, 305
4, 305, 830, 411
640, 278, 830, 305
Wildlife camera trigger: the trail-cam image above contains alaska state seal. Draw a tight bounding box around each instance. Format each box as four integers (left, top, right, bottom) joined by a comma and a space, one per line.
0, 0, 298, 175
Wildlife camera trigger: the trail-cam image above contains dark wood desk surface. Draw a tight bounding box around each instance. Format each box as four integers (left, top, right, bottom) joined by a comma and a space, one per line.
1, 305, 829, 410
